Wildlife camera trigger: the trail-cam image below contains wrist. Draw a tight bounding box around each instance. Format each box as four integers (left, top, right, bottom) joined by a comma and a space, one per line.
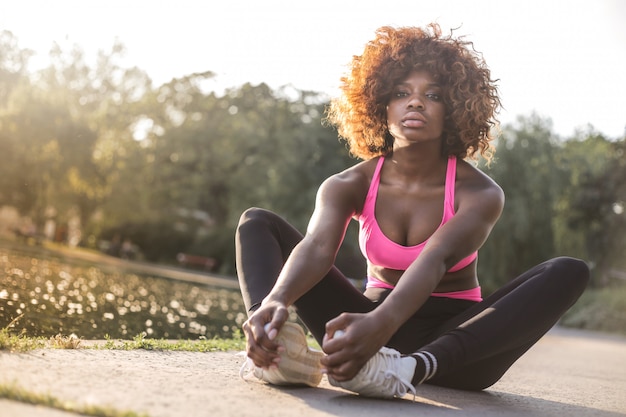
367, 309, 400, 342
262, 292, 289, 307
370, 302, 405, 335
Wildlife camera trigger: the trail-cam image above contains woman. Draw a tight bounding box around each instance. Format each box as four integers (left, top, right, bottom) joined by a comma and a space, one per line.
236, 24, 589, 398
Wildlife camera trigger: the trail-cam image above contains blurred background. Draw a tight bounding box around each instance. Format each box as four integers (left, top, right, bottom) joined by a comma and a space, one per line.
0, 0, 624, 339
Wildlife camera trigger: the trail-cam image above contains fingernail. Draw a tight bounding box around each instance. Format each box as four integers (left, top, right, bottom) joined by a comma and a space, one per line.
267, 329, 277, 340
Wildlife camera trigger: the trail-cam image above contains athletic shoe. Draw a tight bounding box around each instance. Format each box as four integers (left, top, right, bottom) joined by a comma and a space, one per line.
240, 322, 324, 387
328, 346, 417, 399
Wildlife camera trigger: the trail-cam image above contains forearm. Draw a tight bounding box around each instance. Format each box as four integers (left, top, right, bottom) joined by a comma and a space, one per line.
372, 253, 446, 333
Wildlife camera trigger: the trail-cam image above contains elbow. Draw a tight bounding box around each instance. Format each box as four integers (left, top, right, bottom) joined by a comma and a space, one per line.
299, 236, 338, 272
419, 246, 452, 277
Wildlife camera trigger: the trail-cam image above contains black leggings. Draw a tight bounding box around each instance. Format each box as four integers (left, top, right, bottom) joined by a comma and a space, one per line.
235, 207, 590, 390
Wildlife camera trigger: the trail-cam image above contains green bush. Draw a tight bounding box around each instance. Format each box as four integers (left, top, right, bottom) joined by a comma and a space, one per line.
561, 284, 626, 335
100, 221, 195, 263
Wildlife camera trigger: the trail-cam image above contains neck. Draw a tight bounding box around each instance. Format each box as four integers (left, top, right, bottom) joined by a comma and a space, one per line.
387, 142, 447, 181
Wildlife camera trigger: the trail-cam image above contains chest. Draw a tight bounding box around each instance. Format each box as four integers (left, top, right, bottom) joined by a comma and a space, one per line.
374, 182, 447, 247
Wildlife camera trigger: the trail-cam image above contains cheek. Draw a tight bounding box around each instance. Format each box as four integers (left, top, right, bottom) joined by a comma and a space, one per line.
386, 104, 401, 124
434, 107, 447, 127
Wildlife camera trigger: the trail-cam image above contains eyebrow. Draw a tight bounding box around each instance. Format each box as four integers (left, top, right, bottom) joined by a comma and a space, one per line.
395, 81, 442, 88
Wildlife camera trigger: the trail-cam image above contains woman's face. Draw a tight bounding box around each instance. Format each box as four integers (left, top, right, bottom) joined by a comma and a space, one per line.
386, 70, 446, 145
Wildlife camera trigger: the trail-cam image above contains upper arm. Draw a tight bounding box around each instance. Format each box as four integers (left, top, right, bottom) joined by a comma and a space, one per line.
303, 169, 365, 259
425, 171, 504, 270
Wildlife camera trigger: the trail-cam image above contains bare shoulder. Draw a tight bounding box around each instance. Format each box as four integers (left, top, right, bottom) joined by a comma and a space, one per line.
456, 160, 505, 212
317, 158, 377, 212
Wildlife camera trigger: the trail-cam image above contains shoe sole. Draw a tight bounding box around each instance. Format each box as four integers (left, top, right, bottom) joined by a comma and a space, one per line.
271, 322, 324, 386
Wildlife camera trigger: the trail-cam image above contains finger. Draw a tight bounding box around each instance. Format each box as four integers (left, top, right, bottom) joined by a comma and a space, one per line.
264, 309, 289, 342
245, 322, 283, 367
247, 339, 281, 368
320, 340, 355, 369
255, 326, 281, 353
323, 350, 368, 381
322, 326, 350, 354
327, 363, 360, 381
325, 357, 360, 381
245, 318, 281, 358
325, 313, 352, 339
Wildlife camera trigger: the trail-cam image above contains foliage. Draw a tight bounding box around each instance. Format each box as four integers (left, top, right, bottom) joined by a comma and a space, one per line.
561, 283, 626, 335
0, 316, 47, 352
554, 131, 626, 279
0, 315, 82, 351
100, 220, 195, 263
479, 116, 625, 293
49, 333, 82, 349
0, 245, 246, 340
0, 323, 245, 353
0, 33, 624, 297
98, 331, 246, 352
478, 114, 562, 291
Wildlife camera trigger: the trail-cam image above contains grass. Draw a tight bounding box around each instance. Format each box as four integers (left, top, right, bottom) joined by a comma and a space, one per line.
0, 316, 47, 352
97, 330, 246, 351
0, 382, 149, 417
1, 286, 622, 417
0, 315, 246, 353
0, 317, 246, 417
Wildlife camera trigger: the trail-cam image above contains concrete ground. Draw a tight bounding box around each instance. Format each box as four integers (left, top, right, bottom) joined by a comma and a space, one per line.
1, 326, 625, 417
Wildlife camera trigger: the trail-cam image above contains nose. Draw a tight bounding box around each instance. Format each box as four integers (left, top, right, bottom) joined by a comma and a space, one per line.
407, 94, 424, 109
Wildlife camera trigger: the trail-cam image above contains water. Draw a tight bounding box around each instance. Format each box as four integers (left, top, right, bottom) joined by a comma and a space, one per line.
0, 245, 247, 339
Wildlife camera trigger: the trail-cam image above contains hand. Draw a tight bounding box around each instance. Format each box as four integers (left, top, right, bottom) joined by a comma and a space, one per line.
320, 312, 393, 381
241, 299, 290, 369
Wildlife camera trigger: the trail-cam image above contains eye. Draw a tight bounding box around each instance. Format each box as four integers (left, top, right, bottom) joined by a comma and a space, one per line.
393, 90, 409, 98
426, 93, 441, 101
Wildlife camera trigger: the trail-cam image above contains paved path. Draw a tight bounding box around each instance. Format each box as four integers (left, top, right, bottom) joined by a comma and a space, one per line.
1, 326, 625, 417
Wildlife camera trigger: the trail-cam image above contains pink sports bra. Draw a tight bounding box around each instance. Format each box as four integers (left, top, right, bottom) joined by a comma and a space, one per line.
358, 155, 478, 273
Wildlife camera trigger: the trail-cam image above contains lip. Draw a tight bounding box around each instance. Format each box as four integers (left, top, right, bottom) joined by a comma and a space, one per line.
401, 112, 426, 128
401, 112, 426, 123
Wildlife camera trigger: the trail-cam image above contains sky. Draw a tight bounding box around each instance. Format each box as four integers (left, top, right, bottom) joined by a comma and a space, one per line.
1, 0, 625, 138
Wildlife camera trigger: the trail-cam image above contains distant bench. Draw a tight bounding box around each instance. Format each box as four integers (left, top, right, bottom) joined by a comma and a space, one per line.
176, 253, 217, 271
12, 228, 44, 245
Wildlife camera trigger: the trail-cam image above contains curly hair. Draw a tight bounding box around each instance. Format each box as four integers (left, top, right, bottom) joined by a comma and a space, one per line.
326, 24, 501, 161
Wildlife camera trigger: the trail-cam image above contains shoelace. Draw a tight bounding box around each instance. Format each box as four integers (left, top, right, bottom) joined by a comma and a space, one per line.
376, 348, 417, 399
382, 368, 417, 399
237, 352, 255, 380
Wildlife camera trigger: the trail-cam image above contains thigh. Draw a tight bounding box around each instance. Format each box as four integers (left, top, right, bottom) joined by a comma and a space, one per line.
236, 208, 307, 312
419, 257, 589, 388
432, 257, 588, 337
294, 269, 376, 345
388, 297, 477, 354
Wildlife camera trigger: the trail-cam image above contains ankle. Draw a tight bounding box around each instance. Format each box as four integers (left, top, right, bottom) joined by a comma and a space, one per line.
410, 351, 438, 385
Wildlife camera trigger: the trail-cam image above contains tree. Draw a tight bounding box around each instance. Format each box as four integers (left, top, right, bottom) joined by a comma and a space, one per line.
0, 30, 32, 105
478, 114, 563, 292
0, 31, 34, 216
555, 129, 626, 282
0, 37, 152, 245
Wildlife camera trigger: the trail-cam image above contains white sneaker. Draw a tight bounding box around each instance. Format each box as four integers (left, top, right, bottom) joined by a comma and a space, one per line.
240, 322, 324, 387
328, 346, 417, 399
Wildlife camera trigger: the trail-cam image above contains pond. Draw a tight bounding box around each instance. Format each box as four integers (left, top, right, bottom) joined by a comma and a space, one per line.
0, 244, 247, 340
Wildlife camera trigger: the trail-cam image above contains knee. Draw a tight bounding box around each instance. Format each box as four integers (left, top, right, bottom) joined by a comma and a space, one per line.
547, 256, 590, 293
239, 207, 267, 223
237, 207, 273, 228
236, 207, 268, 235
237, 208, 286, 241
